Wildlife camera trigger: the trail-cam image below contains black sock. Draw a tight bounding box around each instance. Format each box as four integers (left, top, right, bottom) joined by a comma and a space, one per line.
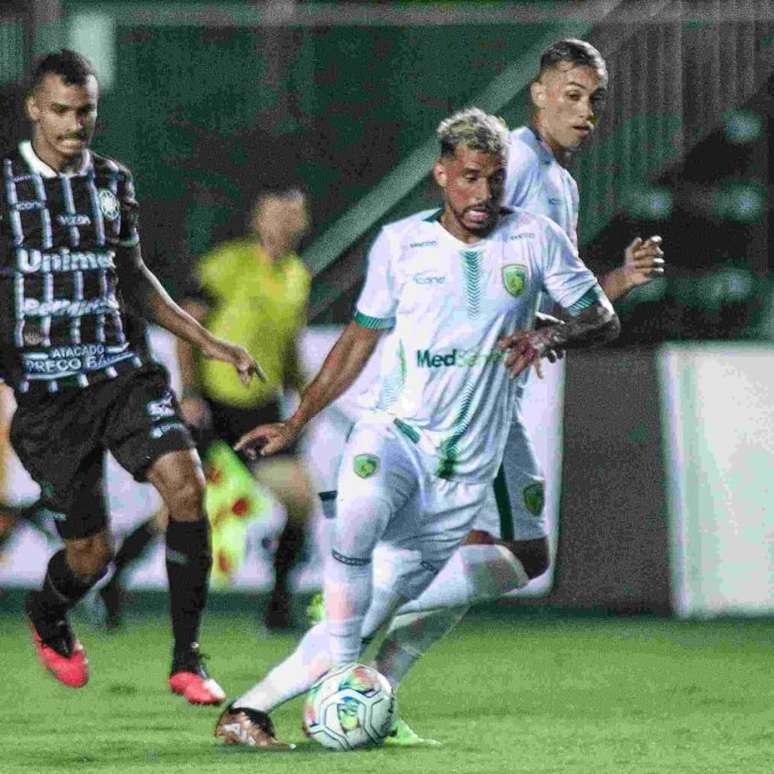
110, 518, 157, 586
34, 549, 103, 616
271, 521, 306, 597
165, 519, 212, 660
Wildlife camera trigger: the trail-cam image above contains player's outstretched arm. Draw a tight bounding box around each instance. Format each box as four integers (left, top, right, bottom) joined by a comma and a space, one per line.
500, 297, 620, 378
116, 246, 265, 385
235, 320, 382, 458
600, 235, 665, 302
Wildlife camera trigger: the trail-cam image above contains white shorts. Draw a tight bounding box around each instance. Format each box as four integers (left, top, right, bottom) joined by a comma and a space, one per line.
320, 404, 547, 545
474, 406, 547, 541
335, 413, 493, 572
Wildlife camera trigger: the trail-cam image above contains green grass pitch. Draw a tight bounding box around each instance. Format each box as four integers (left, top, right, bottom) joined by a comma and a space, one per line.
2, 603, 774, 774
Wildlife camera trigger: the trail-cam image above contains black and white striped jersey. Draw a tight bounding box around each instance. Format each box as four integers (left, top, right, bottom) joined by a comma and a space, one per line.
0, 141, 150, 398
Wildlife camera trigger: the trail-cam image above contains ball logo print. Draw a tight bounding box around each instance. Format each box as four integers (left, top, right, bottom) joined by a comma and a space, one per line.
353, 453, 379, 479
303, 663, 396, 750
502, 264, 527, 297
98, 188, 120, 221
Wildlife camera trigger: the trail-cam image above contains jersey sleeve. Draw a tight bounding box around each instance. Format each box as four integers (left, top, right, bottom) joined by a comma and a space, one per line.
353, 227, 398, 330
538, 217, 601, 312
117, 169, 140, 248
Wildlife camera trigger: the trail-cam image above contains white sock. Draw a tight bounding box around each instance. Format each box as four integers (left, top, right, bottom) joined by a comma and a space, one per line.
397, 543, 528, 615
325, 489, 393, 665
325, 557, 373, 665
373, 544, 529, 688
232, 622, 331, 713
374, 605, 468, 689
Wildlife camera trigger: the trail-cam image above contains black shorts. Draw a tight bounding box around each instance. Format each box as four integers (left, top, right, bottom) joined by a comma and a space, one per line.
201, 397, 298, 463
10, 363, 195, 540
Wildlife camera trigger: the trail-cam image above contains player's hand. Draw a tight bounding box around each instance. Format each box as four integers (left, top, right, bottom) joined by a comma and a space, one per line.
201, 336, 266, 386
234, 420, 301, 460
622, 235, 665, 288
497, 328, 553, 379
180, 395, 210, 429
533, 312, 565, 365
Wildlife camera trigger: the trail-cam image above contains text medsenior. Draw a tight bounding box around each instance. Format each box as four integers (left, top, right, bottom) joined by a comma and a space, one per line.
415, 348, 505, 368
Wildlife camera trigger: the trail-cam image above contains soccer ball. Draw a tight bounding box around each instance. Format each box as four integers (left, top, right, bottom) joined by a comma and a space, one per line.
303, 663, 396, 751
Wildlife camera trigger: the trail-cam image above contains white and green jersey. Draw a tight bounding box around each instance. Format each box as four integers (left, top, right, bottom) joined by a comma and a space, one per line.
354, 207, 600, 483
504, 126, 579, 247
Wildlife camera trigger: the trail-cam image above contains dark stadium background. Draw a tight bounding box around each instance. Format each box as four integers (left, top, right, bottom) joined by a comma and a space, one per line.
1, 3, 773, 771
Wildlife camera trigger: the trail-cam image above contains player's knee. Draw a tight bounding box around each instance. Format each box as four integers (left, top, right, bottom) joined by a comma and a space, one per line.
165, 475, 206, 521
66, 534, 113, 579
507, 538, 550, 579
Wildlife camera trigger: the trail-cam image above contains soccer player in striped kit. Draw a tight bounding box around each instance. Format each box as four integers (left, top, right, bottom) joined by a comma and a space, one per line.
2, 50, 261, 703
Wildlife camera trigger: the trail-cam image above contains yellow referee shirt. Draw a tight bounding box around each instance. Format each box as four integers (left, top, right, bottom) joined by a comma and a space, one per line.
197, 238, 310, 407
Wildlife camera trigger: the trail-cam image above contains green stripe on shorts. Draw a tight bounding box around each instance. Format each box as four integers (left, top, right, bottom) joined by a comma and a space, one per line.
493, 465, 514, 541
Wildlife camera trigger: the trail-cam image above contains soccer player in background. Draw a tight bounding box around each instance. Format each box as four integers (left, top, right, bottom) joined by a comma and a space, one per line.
97, 186, 316, 632
367, 38, 665, 744
211, 106, 620, 749
4, 50, 260, 704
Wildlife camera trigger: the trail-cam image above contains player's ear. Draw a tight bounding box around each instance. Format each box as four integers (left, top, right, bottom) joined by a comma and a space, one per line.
433, 159, 447, 189
530, 80, 546, 110
25, 93, 40, 122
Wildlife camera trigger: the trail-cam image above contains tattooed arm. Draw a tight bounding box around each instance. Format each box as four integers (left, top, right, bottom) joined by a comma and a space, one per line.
499, 299, 620, 378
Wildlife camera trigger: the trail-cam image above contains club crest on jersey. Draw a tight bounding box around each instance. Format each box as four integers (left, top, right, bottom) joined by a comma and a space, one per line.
98, 188, 120, 221
353, 454, 379, 479
502, 264, 527, 297
523, 482, 545, 516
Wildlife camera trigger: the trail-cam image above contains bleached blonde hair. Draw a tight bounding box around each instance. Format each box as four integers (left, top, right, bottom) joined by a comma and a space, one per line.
436, 107, 509, 159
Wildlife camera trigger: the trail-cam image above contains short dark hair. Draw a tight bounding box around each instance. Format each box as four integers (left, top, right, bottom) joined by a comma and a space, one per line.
537, 39, 608, 88
28, 49, 97, 93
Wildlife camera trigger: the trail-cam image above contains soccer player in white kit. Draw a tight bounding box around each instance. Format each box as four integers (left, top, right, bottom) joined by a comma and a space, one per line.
369, 39, 665, 745
212, 106, 620, 749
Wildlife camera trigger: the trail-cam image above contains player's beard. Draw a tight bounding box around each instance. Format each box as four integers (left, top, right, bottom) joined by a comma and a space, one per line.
450, 203, 497, 239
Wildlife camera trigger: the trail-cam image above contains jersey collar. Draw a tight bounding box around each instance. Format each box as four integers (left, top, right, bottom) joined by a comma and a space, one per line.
525, 126, 556, 165
432, 216, 508, 251
19, 140, 93, 178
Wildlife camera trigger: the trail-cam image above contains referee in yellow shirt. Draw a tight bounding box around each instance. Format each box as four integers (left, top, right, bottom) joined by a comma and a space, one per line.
178, 186, 316, 630
96, 186, 316, 632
